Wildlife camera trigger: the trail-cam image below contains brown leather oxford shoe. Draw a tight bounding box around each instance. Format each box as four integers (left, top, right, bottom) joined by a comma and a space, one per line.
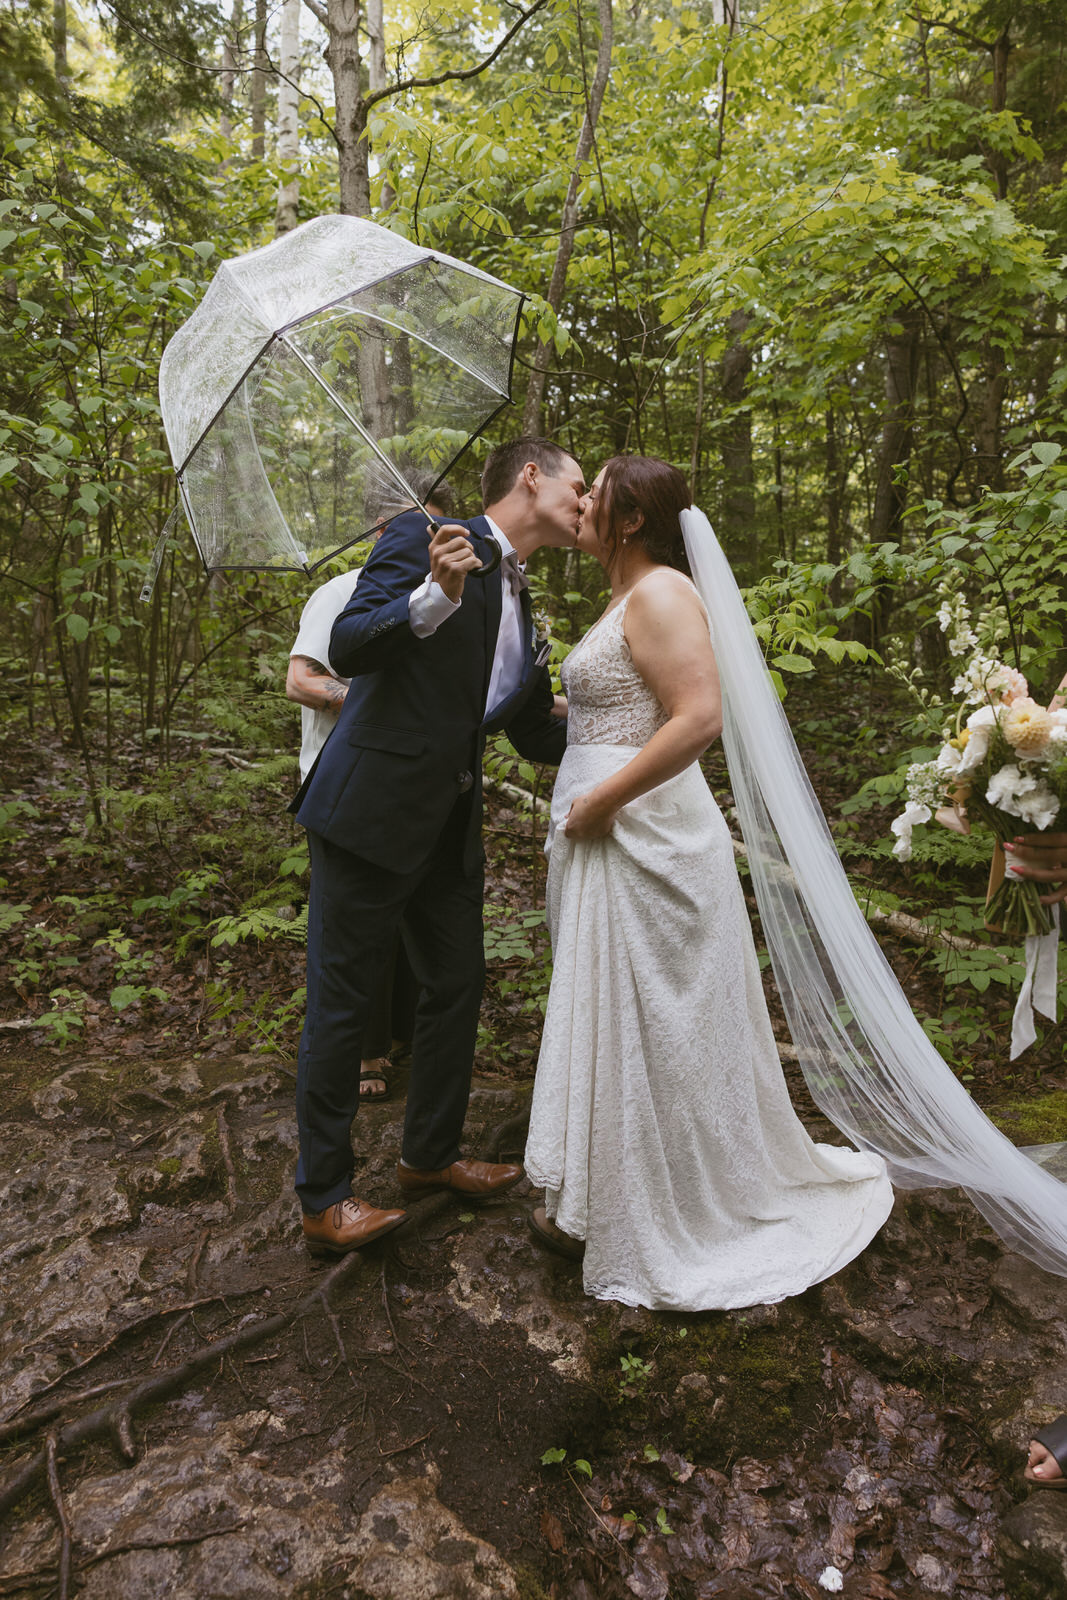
396, 1158, 523, 1200
302, 1196, 407, 1258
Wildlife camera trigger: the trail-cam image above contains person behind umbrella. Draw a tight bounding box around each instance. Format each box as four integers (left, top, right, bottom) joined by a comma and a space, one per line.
285, 482, 455, 1102
291, 437, 584, 1257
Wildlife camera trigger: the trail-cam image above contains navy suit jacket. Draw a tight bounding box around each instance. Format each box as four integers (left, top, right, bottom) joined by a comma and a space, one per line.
291, 510, 566, 875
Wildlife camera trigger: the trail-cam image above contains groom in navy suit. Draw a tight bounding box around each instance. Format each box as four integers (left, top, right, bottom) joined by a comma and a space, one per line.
293, 437, 584, 1256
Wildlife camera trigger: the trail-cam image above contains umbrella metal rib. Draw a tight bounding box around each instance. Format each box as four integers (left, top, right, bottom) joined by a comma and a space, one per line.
278, 331, 437, 524
277, 298, 512, 400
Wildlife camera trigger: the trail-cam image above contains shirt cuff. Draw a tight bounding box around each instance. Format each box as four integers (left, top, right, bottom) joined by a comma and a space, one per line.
408, 574, 460, 638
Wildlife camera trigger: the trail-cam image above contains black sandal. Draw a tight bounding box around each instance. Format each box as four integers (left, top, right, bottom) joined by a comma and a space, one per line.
359, 1060, 390, 1101
528, 1205, 585, 1262
1025, 1414, 1067, 1489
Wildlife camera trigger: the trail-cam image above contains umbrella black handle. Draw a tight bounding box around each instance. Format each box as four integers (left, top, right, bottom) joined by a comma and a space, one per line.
425, 519, 502, 577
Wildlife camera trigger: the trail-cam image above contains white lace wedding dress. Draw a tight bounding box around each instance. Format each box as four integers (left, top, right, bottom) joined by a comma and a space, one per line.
524, 585, 894, 1310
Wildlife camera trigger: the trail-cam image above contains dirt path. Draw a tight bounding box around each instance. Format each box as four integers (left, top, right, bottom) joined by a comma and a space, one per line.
1, 1049, 1065, 1597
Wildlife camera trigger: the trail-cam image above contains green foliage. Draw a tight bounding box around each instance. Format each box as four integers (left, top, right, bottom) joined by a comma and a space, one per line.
539, 1445, 591, 1477
1, 0, 1065, 1065
618, 1352, 653, 1398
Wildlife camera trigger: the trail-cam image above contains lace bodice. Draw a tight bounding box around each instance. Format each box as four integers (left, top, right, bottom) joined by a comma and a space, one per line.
562, 594, 669, 748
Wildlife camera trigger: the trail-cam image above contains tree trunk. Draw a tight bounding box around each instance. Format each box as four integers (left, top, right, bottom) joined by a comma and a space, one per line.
275, 0, 301, 233
975, 25, 1010, 487
52, 0, 69, 93
825, 406, 844, 605
871, 311, 920, 544
719, 308, 755, 578
219, 0, 243, 147
771, 398, 785, 559
989, 28, 1011, 200
251, 0, 268, 160
522, 0, 613, 435
327, 0, 371, 216
365, 0, 395, 214
689, 355, 705, 499
973, 345, 1006, 491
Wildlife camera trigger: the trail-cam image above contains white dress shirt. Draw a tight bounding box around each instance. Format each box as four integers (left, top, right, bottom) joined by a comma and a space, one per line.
407, 516, 525, 718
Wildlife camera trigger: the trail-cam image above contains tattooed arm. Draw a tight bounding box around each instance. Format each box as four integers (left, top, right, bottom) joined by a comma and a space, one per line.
286, 655, 348, 715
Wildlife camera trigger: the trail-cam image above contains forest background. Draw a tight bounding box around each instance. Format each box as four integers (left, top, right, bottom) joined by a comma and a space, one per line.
1, 0, 1065, 1097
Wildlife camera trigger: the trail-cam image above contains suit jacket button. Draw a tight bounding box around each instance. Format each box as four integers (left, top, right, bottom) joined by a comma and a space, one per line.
457, 770, 473, 793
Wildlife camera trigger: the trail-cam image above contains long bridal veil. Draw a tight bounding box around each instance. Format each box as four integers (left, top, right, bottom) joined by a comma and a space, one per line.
681, 506, 1067, 1278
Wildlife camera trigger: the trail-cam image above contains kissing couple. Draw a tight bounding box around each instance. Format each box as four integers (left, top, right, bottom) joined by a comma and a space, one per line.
290, 439, 1067, 1311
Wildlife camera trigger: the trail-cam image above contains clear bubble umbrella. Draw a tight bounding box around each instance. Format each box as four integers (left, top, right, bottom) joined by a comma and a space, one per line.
144, 214, 525, 598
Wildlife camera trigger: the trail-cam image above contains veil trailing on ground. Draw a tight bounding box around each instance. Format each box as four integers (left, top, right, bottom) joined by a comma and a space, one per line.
681, 506, 1067, 1278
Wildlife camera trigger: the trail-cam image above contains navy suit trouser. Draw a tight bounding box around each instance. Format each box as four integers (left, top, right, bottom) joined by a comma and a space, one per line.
296, 798, 485, 1214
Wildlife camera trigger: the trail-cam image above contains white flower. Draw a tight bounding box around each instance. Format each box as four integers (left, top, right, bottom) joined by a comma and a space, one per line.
984, 764, 1059, 828
956, 705, 998, 774
817, 1569, 844, 1594
1015, 782, 1060, 830
891, 801, 932, 861
1003, 697, 1054, 757
936, 744, 962, 775
986, 763, 1032, 810
953, 655, 1029, 707
936, 588, 977, 656
906, 760, 944, 807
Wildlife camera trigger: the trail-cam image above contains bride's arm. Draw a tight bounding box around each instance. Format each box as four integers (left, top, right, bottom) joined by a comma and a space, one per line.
564, 572, 722, 840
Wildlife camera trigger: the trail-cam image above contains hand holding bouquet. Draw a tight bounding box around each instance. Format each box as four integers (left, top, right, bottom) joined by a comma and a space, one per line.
891, 595, 1067, 940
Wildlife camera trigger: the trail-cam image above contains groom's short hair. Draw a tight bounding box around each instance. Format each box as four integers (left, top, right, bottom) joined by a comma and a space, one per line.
481, 437, 576, 508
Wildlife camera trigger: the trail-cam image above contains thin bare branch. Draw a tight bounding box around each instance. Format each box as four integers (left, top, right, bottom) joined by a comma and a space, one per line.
365, 0, 549, 110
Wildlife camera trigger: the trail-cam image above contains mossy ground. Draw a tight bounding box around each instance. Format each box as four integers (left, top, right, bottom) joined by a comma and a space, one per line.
990, 1089, 1067, 1145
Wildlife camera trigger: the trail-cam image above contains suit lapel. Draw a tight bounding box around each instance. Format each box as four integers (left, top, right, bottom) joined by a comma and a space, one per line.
519, 585, 534, 679
469, 515, 501, 715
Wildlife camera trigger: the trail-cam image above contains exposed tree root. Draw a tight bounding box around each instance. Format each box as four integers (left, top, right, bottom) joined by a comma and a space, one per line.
215, 1102, 240, 1209
0, 1521, 249, 1595
3, 1289, 275, 1421
0, 1249, 369, 1521
43, 1435, 72, 1600
0, 1172, 496, 1524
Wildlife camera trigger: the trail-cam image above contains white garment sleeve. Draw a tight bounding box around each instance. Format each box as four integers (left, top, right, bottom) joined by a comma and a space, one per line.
408, 574, 461, 638
291, 571, 360, 676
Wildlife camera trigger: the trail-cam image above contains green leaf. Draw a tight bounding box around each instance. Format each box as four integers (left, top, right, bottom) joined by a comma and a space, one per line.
64, 614, 89, 642
573, 1458, 592, 1477
1032, 442, 1062, 466
540, 1447, 567, 1465
109, 984, 143, 1011
771, 654, 815, 674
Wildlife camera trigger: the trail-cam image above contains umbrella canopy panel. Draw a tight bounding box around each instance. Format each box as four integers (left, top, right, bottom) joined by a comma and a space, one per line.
159, 216, 524, 571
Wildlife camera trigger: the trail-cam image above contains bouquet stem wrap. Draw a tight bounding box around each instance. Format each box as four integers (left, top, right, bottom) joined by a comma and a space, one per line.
1011, 904, 1060, 1059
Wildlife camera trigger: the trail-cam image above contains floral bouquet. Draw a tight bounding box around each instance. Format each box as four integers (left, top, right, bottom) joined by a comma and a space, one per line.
891, 592, 1067, 941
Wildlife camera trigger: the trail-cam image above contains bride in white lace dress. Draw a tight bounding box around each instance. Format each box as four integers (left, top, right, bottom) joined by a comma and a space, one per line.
525, 455, 893, 1311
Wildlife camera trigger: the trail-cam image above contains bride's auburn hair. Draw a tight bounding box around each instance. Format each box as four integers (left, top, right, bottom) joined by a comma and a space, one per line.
598, 455, 692, 573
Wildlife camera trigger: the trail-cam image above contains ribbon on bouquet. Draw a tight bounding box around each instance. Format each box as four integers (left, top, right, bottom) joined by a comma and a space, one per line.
1010, 901, 1061, 1060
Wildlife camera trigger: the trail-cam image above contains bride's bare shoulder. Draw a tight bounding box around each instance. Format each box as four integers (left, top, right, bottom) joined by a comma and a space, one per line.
627, 566, 706, 621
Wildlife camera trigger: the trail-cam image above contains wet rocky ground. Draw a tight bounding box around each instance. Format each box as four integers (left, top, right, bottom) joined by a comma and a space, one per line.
2, 1049, 1067, 1599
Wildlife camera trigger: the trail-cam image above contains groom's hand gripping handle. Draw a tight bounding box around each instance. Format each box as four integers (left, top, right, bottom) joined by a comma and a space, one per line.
426, 518, 502, 598
427, 521, 483, 603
